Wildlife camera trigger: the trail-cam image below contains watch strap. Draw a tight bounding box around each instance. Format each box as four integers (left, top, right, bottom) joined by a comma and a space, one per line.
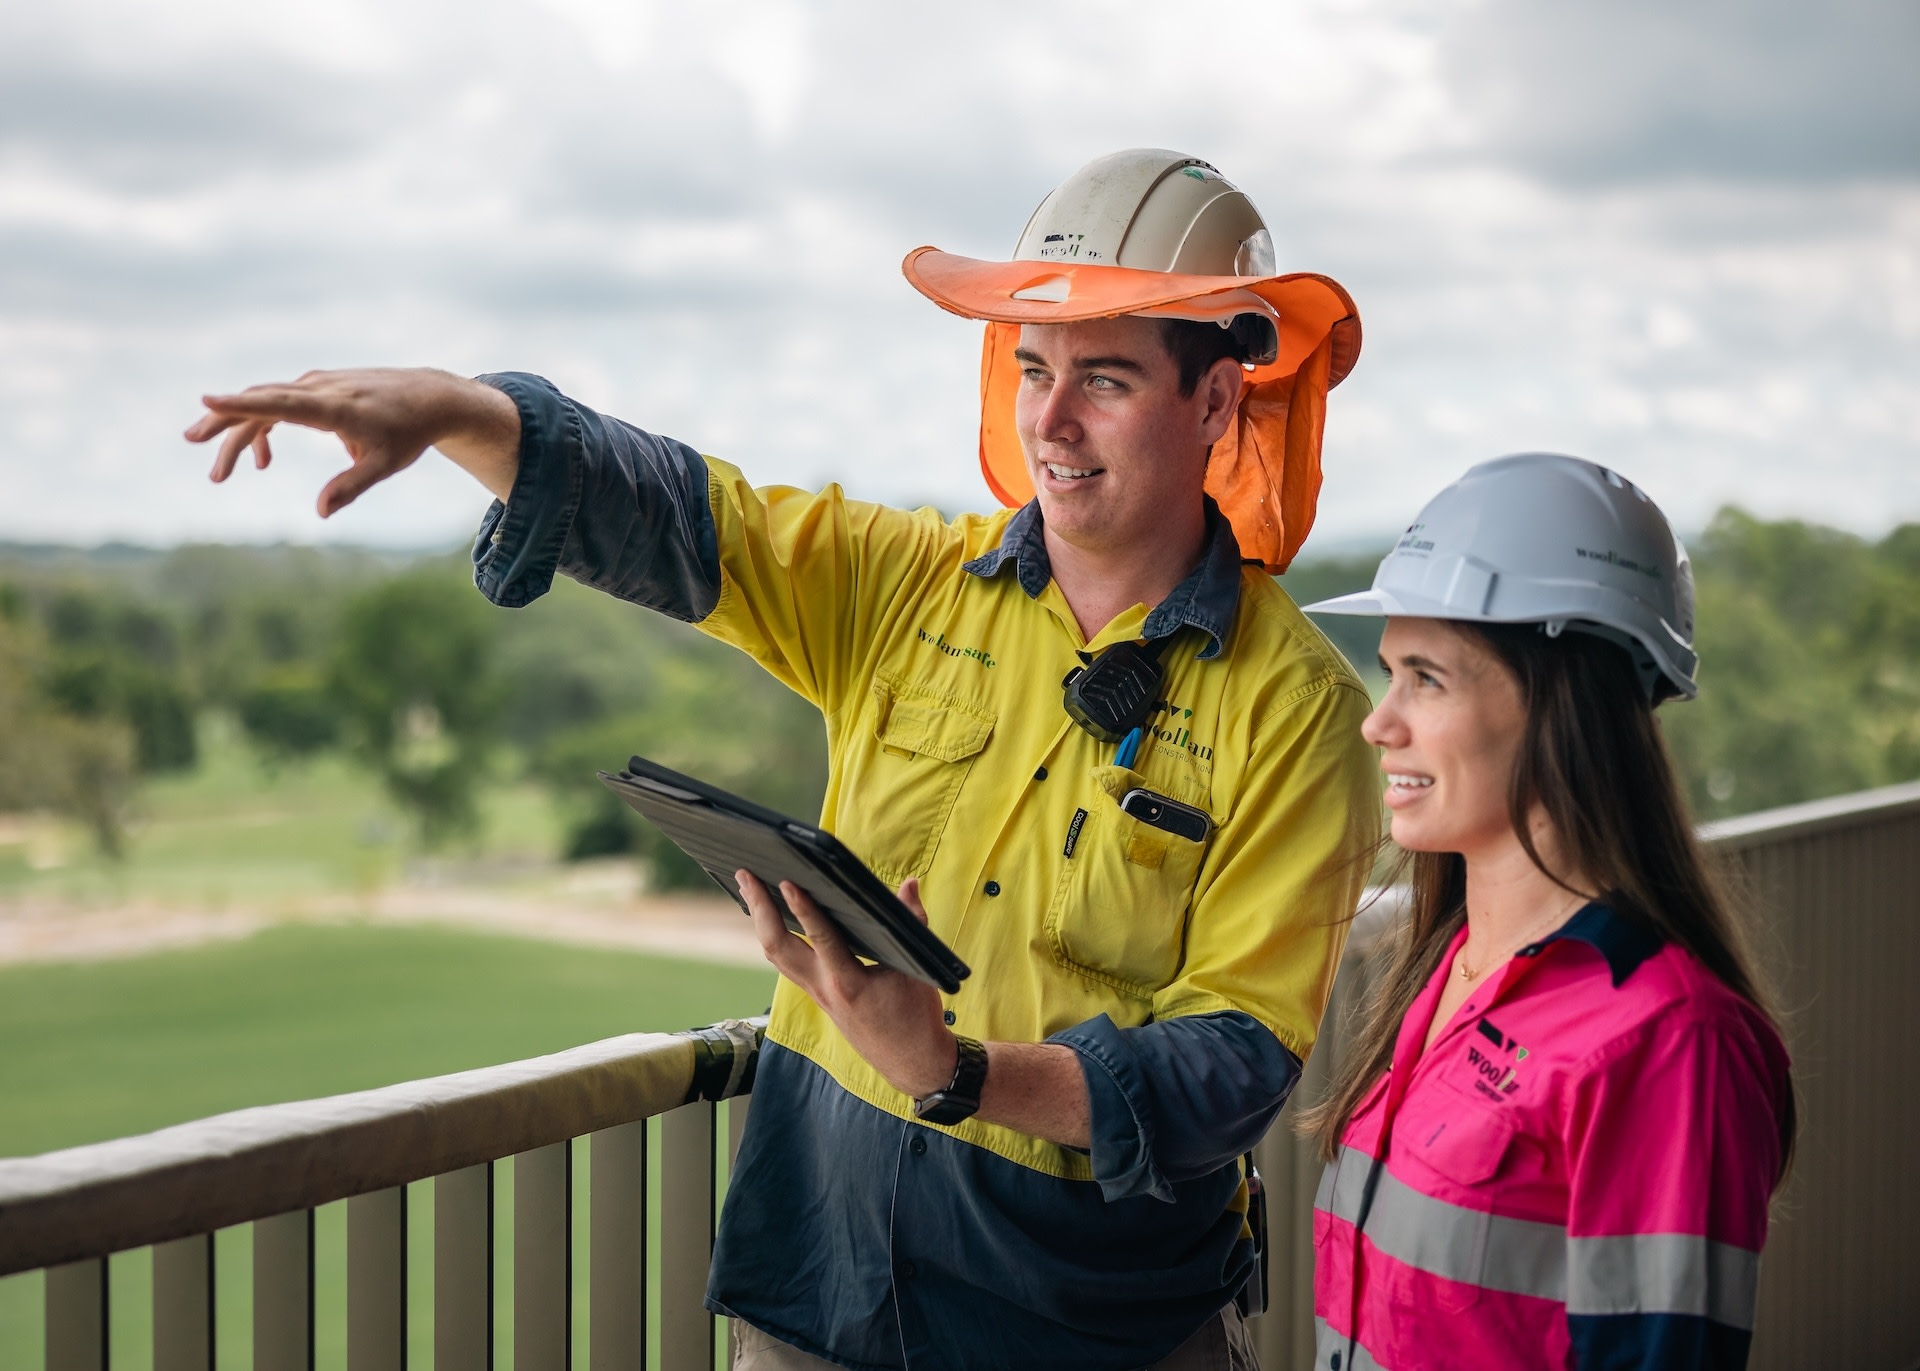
914, 1034, 988, 1125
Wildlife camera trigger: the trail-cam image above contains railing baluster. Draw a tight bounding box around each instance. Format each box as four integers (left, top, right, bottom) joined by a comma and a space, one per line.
435, 1164, 493, 1371
347, 1188, 406, 1371
722, 1096, 750, 1367
154, 1233, 214, 1371
658, 1104, 716, 1371
254, 1210, 314, 1371
514, 1143, 571, 1371
726, 1095, 750, 1170
590, 1122, 645, 1371
44, 1257, 108, 1371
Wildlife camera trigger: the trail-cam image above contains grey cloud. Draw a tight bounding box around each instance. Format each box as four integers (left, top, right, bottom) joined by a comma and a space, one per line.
0, 221, 787, 324
1444, 0, 1920, 186
0, 229, 358, 316
0, 59, 399, 192
523, 74, 767, 222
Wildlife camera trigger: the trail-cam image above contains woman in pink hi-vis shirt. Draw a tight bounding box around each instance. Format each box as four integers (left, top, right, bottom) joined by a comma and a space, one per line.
1300, 454, 1795, 1371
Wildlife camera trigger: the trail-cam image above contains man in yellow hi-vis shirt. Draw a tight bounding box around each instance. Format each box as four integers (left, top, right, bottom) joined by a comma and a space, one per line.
187, 150, 1379, 1371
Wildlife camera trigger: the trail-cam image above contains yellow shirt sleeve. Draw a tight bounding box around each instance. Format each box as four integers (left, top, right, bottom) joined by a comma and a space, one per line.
694, 458, 959, 722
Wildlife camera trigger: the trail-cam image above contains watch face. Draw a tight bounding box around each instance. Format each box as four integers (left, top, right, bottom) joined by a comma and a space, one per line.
914, 1091, 977, 1126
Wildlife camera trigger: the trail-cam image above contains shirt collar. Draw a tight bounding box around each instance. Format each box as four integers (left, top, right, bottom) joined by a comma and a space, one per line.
962, 499, 1244, 660
1518, 900, 1665, 988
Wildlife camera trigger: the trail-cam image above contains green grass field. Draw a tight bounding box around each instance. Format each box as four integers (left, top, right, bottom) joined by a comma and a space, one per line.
0, 716, 567, 910
0, 925, 774, 1369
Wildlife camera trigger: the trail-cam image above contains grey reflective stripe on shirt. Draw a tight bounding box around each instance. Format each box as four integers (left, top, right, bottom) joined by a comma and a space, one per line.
1314, 1145, 1368, 1218
1567, 1232, 1762, 1330
1314, 1317, 1391, 1371
1317, 1147, 1762, 1325
1318, 1146, 1565, 1297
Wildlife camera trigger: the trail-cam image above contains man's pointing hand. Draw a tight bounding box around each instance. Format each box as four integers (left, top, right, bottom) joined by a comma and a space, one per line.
184, 367, 522, 516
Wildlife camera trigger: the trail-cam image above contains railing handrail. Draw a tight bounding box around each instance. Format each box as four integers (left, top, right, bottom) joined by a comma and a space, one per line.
1697, 777, 1920, 851
0, 1022, 766, 1277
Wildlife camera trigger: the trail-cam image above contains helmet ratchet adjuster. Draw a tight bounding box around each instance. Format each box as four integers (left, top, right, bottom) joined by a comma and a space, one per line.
1227, 313, 1280, 368
1062, 638, 1171, 744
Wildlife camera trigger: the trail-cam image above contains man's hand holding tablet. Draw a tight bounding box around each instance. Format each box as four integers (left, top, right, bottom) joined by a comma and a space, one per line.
735, 873, 959, 1100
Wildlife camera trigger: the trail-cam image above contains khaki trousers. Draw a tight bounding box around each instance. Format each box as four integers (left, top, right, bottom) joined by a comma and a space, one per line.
730, 1305, 1258, 1371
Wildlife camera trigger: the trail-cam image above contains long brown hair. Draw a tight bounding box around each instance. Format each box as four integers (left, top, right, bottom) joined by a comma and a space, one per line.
1297, 621, 1796, 1182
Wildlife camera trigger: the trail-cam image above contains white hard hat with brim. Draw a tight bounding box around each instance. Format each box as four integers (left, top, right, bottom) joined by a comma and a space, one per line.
1303, 453, 1700, 702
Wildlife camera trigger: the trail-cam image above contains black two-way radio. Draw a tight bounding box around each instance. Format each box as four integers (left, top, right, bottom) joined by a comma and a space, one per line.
1061, 637, 1172, 744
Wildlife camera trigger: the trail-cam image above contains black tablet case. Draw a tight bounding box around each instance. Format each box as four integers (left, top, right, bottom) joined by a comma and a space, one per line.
598, 756, 971, 994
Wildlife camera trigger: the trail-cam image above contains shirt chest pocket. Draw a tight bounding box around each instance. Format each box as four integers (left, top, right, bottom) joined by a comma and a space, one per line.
843, 674, 994, 886
1386, 1083, 1518, 1311
1045, 764, 1213, 997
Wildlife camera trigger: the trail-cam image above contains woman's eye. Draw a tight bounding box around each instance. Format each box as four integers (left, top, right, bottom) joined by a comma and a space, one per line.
1415, 670, 1439, 689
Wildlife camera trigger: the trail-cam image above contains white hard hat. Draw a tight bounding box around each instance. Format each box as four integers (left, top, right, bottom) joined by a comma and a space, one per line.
1015, 148, 1275, 274
1303, 453, 1699, 702
1004, 148, 1280, 362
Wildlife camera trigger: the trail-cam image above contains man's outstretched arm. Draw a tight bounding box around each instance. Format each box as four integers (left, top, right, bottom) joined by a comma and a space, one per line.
184, 367, 522, 516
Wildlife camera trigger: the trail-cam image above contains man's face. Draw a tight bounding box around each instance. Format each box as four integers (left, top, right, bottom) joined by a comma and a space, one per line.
1013, 317, 1239, 559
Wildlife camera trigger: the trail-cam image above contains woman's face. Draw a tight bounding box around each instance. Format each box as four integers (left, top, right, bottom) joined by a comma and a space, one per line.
1361, 617, 1528, 858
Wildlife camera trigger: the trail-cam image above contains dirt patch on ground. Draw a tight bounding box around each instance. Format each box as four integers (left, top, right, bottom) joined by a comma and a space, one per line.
0, 879, 765, 969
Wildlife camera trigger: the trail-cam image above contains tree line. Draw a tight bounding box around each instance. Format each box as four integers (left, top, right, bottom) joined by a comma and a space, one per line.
0, 543, 825, 884
1, 505, 1914, 884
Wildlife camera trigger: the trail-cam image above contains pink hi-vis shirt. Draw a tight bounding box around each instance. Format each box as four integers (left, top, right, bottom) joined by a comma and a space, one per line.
1312, 903, 1790, 1371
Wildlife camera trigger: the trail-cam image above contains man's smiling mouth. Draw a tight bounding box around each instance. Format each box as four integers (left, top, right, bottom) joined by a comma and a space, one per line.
1045, 462, 1104, 481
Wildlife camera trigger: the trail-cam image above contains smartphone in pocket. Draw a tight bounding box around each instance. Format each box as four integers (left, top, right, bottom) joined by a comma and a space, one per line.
1118, 787, 1211, 843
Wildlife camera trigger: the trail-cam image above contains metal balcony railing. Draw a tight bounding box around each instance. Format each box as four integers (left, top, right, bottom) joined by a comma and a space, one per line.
4, 780, 1917, 1369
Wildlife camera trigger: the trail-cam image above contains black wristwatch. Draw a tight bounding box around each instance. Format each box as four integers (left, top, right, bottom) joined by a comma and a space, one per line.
914, 1034, 988, 1126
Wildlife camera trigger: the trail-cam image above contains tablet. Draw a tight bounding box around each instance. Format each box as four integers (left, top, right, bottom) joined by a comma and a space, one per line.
599, 756, 971, 994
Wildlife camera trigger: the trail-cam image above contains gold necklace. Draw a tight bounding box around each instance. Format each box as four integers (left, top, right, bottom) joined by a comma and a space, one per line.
1455, 893, 1589, 981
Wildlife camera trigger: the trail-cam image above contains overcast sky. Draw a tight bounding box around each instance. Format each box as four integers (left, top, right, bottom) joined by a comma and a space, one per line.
2, 0, 1915, 552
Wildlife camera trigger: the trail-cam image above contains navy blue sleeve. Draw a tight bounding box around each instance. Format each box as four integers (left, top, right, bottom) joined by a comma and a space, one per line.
470, 372, 721, 619
1569, 1314, 1751, 1370
1049, 1010, 1302, 1204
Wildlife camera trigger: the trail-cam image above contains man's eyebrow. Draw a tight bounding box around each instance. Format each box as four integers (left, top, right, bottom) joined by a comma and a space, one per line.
1010, 348, 1150, 375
